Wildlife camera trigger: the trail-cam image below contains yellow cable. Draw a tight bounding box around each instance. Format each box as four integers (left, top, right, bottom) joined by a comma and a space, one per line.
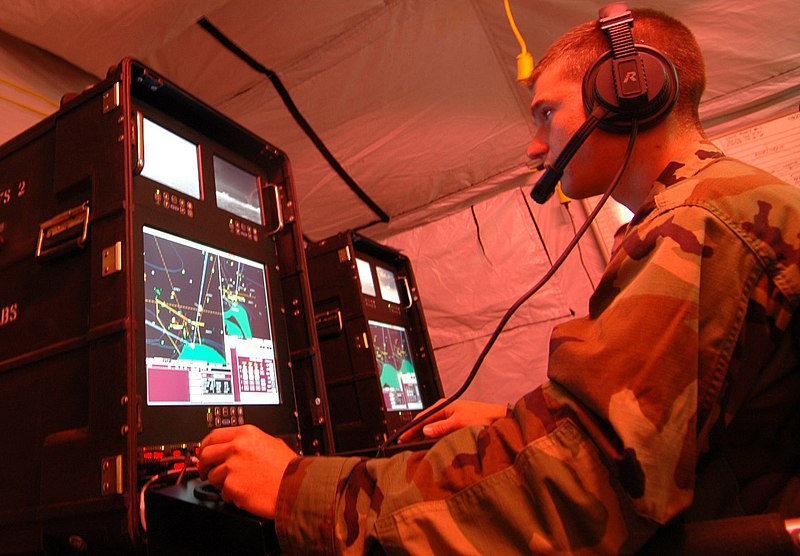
504, 0, 527, 52
0, 93, 52, 116
503, 0, 534, 83
0, 76, 60, 107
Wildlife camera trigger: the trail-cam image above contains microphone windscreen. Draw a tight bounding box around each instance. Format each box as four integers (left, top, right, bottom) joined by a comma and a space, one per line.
530, 166, 562, 204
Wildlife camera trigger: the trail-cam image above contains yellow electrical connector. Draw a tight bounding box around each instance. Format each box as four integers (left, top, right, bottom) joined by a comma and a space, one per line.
504, 0, 534, 84
556, 182, 571, 204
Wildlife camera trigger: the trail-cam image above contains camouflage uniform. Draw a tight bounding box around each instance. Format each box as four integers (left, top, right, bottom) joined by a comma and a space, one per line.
275, 142, 800, 554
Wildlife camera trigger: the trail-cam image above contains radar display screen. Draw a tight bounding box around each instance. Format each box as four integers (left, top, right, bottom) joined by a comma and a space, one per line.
369, 320, 423, 412
143, 226, 279, 406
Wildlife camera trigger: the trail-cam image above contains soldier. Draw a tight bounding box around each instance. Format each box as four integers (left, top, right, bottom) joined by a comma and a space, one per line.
198, 5, 800, 553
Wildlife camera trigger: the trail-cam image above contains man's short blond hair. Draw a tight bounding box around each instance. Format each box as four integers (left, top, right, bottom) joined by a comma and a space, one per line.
532, 8, 706, 130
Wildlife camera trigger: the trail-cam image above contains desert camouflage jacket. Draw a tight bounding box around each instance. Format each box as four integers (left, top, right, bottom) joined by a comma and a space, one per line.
275, 142, 800, 554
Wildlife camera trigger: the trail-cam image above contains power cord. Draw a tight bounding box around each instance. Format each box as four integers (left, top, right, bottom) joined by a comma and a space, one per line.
139, 452, 199, 534
561, 192, 597, 290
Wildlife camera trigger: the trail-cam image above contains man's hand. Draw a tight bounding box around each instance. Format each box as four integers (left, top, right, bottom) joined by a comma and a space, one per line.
397, 399, 507, 444
197, 424, 297, 519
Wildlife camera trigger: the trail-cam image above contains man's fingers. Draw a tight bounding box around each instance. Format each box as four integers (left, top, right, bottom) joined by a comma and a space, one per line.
200, 424, 253, 451
422, 415, 459, 438
398, 402, 452, 443
204, 461, 225, 485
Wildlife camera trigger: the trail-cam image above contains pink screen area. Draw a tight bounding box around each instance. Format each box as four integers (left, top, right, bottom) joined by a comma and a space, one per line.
148, 367, 191, 402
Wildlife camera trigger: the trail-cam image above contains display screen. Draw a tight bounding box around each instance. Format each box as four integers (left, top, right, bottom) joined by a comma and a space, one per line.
214, 155, 263, 225
357, 258, 402, 305
143, 226, 279, 406
376, 266, 401, 304
369, 320, 422, 411
141, 118, 201, 199
356, 257, 376, 297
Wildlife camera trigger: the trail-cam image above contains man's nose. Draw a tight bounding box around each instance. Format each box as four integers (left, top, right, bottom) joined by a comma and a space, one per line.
526, 136, 548, 165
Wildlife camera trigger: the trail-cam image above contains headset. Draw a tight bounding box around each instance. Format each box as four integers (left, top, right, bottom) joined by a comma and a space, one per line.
530, 2, 679, 203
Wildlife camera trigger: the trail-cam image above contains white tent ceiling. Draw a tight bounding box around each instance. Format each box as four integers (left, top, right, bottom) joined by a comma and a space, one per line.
2, 0, 798, 241
1, 0, 798, 402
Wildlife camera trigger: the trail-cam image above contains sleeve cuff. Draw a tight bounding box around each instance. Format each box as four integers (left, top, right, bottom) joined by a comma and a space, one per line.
275, 455, 363, 554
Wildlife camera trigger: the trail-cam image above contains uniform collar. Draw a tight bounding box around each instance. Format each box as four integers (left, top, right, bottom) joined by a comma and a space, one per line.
628, 140, 725, 226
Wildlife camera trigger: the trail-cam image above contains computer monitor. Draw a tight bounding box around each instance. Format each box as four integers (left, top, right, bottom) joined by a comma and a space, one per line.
142, 226, 280, 407
133, 105, 301, 451
368, 320, 423, 412
307, 232, 442, 453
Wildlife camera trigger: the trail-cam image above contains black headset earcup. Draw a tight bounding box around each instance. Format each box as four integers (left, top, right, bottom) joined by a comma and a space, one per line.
582, 45, 679, 133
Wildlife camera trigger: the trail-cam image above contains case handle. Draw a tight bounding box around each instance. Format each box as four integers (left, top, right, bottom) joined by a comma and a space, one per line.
36, 202, 90, 261
400, 275, 414, 309
314, 309, 343, 338
133, 111, 145, 175
263, 183, 284, 236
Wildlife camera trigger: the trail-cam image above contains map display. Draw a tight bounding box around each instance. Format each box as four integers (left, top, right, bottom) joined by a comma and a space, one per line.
369, 320, 423, 412
142, 226, 279, 406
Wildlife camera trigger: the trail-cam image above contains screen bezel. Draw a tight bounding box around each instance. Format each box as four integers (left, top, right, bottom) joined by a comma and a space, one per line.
142, 225, 281, 407
132, 104, 300, 449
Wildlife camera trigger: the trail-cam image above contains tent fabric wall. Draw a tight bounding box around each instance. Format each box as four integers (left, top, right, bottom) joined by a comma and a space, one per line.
0, 29, 95, 145
382, 186, 615, 403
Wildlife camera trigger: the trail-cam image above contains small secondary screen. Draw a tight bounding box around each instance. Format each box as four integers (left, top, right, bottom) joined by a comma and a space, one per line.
375, 266, 401, 304
356, 257, 376, 297
214, 155, 263, 225
357, 258, 403, 305
141, 118, 201, 199
143, 226, 280, 406
369, 320, 423, 412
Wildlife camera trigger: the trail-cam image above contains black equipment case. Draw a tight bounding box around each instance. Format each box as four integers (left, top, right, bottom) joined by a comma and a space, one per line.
306, 232, 443, 453
0, 59, 331, 553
